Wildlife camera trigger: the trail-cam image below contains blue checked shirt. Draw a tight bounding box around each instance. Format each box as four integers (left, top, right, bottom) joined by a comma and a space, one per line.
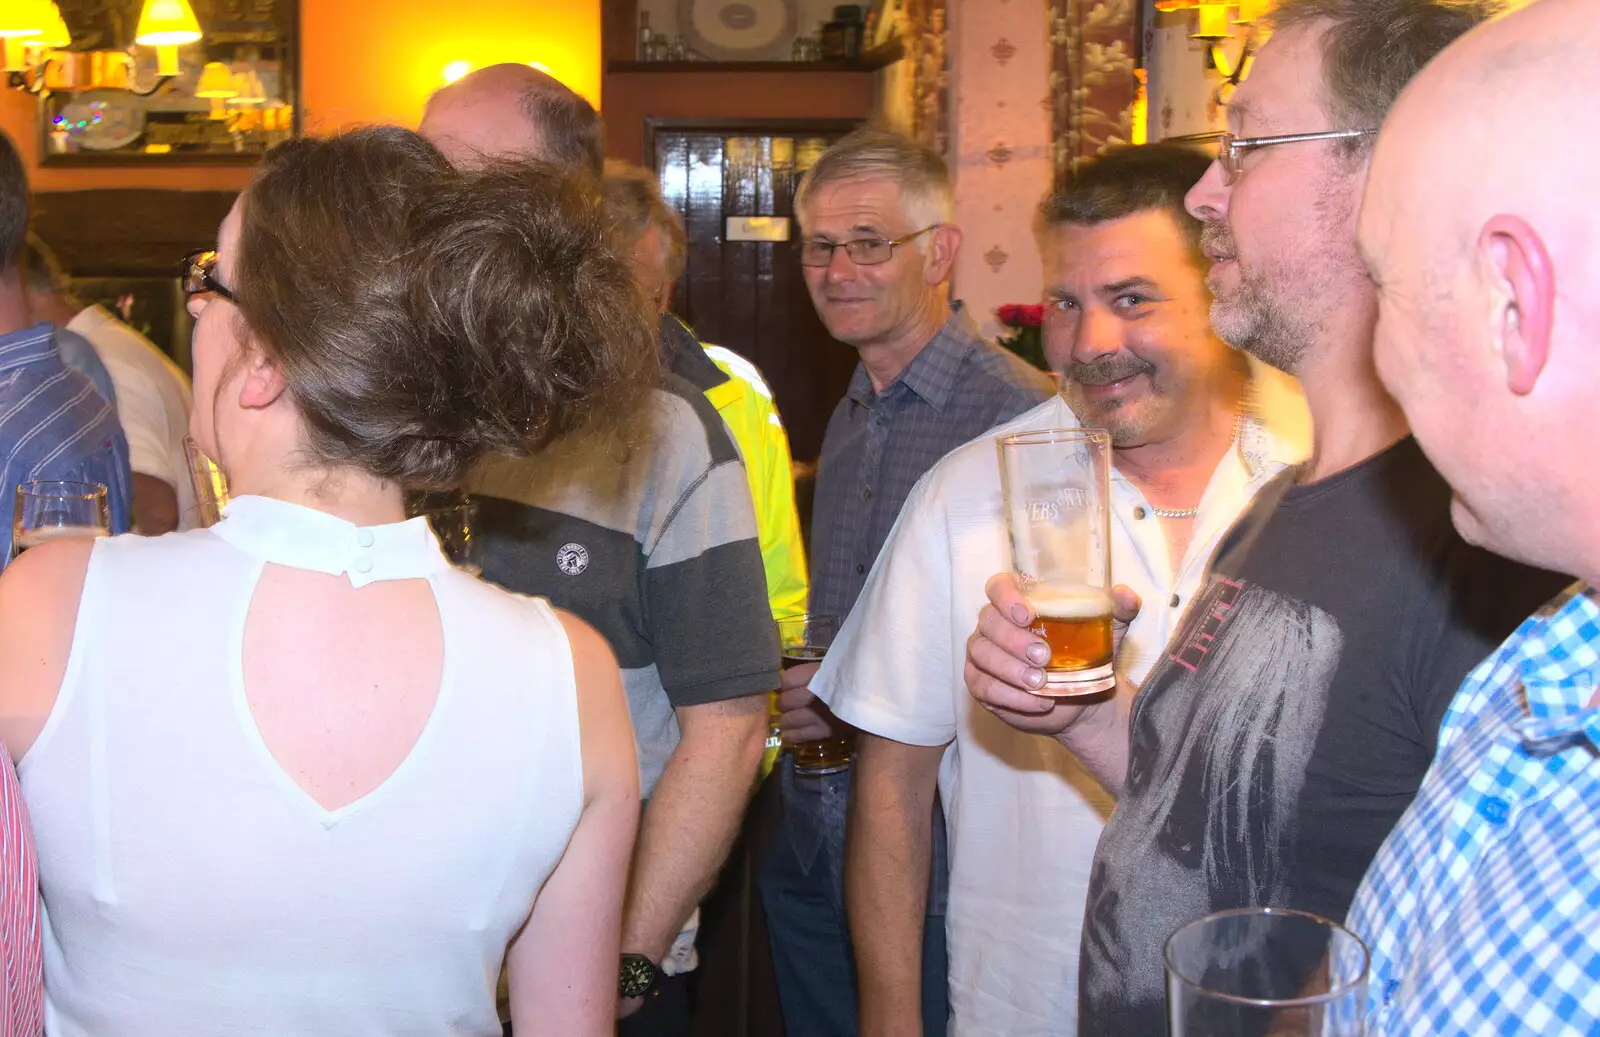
788, 309, 1055, 914
1347, 581, 1600, 1036
0, 323, 133, 561
810, 310, 1055, 621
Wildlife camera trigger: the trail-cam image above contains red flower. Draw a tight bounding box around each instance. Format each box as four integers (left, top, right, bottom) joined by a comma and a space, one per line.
998, 303, 1043, 328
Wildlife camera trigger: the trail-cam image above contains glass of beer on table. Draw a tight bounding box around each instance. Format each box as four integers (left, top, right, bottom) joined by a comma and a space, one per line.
775, 613, 852, 776
11, 480, 110, 563
997, 428, 1115, 696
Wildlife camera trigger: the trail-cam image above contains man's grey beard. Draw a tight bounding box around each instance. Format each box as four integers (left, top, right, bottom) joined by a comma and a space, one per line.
1209, 273, 1308, 375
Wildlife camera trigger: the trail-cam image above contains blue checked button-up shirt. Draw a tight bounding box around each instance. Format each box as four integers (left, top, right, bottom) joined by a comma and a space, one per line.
0, 323, 133, 561
1347, 582, 1600, 1036
810, 311, 1055, 621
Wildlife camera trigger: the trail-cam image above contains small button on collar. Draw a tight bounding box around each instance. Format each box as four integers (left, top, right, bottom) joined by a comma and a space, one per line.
1133, 507, 1147, 520
356, 528, 375, 548
354, 556, 374, 575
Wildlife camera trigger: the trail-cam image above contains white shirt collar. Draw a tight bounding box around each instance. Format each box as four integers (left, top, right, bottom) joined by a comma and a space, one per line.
209, 495, 449, 588
1089, 361, 1309, 488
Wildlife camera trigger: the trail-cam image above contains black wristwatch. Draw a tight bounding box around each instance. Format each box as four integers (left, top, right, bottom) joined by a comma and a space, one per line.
619, 953, 663, 1000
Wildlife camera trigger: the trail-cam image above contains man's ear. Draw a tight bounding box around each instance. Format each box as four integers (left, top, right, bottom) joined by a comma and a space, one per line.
235, 346, 288, 410
1478, 214, 1554, 397
924, 223, 962, 285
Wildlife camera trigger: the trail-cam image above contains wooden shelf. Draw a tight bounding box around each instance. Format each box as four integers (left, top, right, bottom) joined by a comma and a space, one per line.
607, 39, 904, 75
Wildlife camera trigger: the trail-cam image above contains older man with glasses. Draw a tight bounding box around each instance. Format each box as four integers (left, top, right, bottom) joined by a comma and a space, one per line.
761, 125, 1053, 1037
961, 0, 1568, 1033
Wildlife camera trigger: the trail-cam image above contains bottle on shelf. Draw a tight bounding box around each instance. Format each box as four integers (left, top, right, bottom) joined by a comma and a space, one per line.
821, 6, 863, 61
638, 11, 654, 60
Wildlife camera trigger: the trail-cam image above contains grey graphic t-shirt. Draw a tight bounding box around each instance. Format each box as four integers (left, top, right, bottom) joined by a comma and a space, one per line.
1079, 437, 1567, 1034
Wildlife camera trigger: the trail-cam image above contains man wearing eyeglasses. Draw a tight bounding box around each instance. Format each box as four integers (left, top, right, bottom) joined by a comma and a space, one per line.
961, 0, 1567, 1034
762, 125, 1053, 1037
805, 142, 1311, 1037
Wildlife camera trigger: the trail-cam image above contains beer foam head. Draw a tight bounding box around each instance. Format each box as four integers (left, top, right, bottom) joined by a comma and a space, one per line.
1027, 586, 1112, 618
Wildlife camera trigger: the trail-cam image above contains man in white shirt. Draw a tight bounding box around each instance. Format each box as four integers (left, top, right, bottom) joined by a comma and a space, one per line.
23, 247, 195, 533
809, 143, 1309, 1036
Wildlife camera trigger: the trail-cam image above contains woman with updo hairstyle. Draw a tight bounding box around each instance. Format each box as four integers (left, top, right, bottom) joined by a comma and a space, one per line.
0, 127, 655, 1036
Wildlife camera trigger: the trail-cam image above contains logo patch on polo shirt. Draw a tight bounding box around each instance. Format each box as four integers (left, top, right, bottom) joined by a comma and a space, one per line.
556, 542, 590, 576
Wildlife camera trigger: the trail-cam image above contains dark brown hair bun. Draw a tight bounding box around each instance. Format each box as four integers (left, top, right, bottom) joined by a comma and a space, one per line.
233, 126, 654, 490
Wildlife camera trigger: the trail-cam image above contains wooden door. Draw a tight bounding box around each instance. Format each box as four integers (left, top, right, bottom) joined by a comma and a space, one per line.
653, 122, 860, 464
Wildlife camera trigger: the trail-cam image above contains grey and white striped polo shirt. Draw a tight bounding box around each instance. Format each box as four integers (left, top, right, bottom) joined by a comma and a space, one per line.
471, 374, 781, 796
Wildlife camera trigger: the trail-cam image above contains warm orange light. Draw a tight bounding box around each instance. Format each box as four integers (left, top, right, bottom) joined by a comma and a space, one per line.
195, 60, 235, 97
151, 44, 181, 77
1191, 3, 1232, 40
300, 1, 601, 134
1, 39, 29, 72
442, 60, 554, 84
1234, 0, 1273, 23
37, 2, 69, 47
135, 0, 202, 46
0, 0, 54, 38
1131, 69, 1148, 146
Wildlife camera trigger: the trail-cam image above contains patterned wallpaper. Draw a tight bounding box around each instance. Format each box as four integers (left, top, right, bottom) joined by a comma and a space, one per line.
1049, 0, 1141, 178
1144, 0, 1234, 139
875, 0, 1162, 339
947, 0, 1053, 341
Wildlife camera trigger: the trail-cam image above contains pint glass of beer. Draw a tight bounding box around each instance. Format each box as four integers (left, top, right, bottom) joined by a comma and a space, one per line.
776, 613, 853, 776
997, 428, 1115, 696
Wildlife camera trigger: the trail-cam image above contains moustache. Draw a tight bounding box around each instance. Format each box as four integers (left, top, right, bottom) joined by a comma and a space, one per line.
1065, 356, 1156, 386
1199, 223, 1237, 261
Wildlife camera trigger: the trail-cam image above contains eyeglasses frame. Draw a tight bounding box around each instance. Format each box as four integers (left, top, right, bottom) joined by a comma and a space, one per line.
798, 224, 943, 268
1166, 128, 1378, 184
181, 249, 235, 303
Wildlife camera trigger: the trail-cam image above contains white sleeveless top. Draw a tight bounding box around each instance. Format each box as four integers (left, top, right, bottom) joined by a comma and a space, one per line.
18, 495, 585, 1036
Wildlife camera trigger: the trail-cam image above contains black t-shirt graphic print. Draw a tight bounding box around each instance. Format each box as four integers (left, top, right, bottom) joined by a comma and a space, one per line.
1077, 438, 1569, 1035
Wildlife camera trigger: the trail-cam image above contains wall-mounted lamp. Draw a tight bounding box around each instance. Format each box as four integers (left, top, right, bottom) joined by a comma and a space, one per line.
6, 0, 209, 98
1, 0, 69, 89
194, 59, 236, 117
135, 0, 203, 78
1156, 0, 1270, 102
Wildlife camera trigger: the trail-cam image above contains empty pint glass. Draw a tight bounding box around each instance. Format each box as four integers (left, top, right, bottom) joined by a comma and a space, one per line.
998, 428, 1114, 696
1165, 907, 1369, 1036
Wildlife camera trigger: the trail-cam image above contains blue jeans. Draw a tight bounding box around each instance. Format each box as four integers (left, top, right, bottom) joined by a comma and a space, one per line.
760, 758, 949, 1037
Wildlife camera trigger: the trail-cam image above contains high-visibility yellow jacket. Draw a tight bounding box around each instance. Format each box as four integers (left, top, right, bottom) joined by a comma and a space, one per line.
663, 318, 808, 778
700, 343, 809, 623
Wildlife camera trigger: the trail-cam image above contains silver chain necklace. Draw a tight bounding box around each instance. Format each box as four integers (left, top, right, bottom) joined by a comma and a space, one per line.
1146, 410, 1247, 522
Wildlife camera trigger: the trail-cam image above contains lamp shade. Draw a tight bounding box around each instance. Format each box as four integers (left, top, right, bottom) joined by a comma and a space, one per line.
135, 0, 202, 46
1234, 0, 1273, 23
195, 60, 236, 97
1191, 2, 1232, 40
228, 68, 266, 103
38, 4, 69, 47
0, 0, 56, 38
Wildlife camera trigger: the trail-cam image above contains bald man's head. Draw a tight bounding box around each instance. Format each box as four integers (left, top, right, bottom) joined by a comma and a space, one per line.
1362, 0, 1600, 576
419, 63, 603, 174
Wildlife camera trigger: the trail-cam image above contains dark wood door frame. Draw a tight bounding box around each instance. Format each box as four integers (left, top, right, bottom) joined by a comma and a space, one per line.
641, 117, 863, 172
